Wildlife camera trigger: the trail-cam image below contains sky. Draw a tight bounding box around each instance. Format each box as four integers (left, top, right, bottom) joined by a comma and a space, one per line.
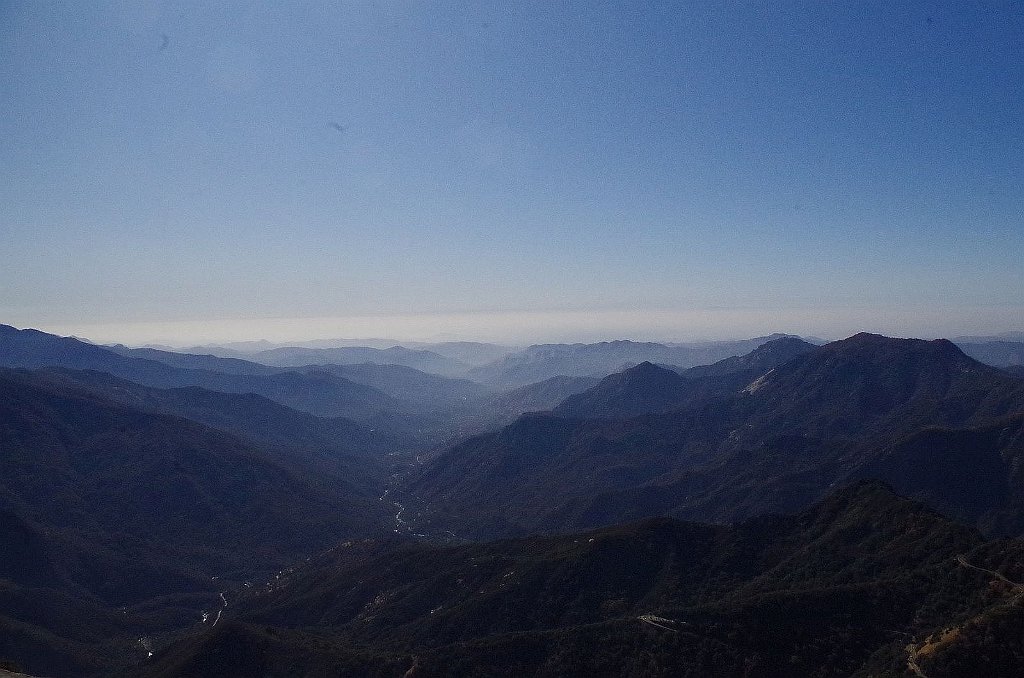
1, 1, 1022, 345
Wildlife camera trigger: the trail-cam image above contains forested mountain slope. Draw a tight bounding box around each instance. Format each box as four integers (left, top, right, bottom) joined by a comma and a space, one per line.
406, 334, 1024, 539
130, 483, 1024, 678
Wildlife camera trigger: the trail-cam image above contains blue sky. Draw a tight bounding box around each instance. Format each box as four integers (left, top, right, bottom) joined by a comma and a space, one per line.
1, 1, 1022, 344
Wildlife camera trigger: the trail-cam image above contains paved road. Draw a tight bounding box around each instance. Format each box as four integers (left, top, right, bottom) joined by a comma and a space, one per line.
955, 555, 1024, 593
637, 614, 687, 632
211, 591, 228, 627
905, 555, 1024, 678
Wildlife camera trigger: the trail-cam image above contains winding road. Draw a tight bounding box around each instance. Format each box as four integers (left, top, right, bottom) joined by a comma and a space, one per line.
209, 591, 228, 628
955, 555, 1024, 594
905, 555, 1024, 678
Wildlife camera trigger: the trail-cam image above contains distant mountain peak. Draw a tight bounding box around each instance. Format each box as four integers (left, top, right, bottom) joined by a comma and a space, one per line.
552, 361, 688, 419
754, 335, 813, 351
731, 336, 816, 364
622, 360, 676, 378
825, 333, 978, 366
611, 360, 689, 390
842, 332, 957, 349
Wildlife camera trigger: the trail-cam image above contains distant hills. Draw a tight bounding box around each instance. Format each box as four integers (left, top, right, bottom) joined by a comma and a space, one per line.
139, 331, 1024, 383
402, 340, 518, 366
956, 341, 1024, 368
468, 374, 602, 431
22, 367, 398, 475
244, 345, 471, 378
109, 342, 492, 411
0, 325, 399, 421
0, 326, 499, 451
166, 341, 511, 375
466, 334, 807, 387
178, 339, 515, 366
106, 344, 283, 375
953, 331, 1024, 343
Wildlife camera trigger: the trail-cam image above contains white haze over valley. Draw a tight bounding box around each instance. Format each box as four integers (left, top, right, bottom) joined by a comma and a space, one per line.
34, 306, 1024, 348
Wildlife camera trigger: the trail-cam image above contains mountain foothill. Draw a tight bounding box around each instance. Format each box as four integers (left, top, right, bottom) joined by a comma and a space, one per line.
2, 323, 1024, 676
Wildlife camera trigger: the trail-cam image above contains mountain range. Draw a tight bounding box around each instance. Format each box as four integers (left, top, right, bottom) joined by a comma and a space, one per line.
240, 346, 471, 378
553, 336, 816, 419
465, 334, 809, 387
4, 323, 1024, 676
403, 334, 1024, 540
0, 326, 399, 421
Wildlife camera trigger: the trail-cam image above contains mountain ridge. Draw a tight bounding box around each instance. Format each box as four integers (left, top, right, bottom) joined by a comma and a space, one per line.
0, 325, 401, 421
466, 334, 805, 387
554, 336, 816, 419
404, 333, 1024, 539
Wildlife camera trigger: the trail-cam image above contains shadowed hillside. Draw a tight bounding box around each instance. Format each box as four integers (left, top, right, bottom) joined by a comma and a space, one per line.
126, 483, 1024, 678
0, 370, 389, 674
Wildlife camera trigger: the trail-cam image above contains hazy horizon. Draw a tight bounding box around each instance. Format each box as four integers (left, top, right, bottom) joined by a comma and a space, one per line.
15, 307, 1024, 349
